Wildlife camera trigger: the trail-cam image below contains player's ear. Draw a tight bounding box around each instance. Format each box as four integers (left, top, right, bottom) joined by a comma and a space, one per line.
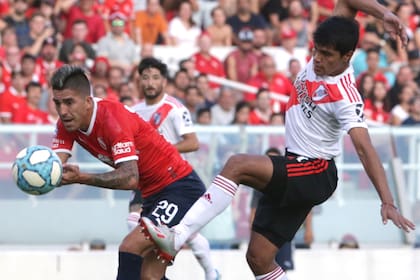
343, 50, 354, 64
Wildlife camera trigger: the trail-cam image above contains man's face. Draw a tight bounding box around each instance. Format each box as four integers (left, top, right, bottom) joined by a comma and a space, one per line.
312, 44, 352, 76
52, 88, 92, 132
140, 67, 166, 101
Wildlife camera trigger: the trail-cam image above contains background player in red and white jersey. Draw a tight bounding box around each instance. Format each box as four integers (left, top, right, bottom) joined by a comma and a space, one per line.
141, 1, 416, 280
49, 64, 206, 280
129, 57, 220, 280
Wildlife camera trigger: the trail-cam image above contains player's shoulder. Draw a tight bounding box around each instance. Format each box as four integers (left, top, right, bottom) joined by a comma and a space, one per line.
163, 94, 186, 109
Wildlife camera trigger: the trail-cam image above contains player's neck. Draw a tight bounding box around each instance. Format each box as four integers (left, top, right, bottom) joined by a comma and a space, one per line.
145, 94, 164, 105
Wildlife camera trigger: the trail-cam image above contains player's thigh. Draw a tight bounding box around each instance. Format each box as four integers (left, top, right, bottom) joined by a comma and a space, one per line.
221, 154, 274, 191
119, 224, 155, 255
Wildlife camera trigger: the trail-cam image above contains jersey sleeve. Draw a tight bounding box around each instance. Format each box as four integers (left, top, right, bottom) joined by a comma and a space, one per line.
334, 100, 368, 132
51, 121, 75, 156
171, 105, 195, 137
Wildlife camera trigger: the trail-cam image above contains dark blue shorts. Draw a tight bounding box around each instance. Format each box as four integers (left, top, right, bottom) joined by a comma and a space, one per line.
141, 170, 206, 227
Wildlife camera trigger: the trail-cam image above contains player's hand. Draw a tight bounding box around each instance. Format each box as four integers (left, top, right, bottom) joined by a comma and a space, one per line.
381, 204, 415, 232
383, 11, 408, 47
60, 163, 81, 185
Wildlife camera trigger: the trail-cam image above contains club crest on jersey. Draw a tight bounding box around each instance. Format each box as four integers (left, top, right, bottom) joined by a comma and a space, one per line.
152, 112, 162, 126
312, 85, 328, 102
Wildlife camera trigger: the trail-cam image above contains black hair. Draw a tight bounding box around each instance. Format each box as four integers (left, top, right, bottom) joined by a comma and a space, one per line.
25, 81, 42, 92
138, 57, 168, 78
313, 16, 359, 56
21, 53, 37, 62
256, 87, 269, 98
50, 65, 91, 96
197, 107, 211, 118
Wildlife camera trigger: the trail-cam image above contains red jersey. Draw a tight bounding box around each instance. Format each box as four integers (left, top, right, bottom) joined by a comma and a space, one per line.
52, 98, 192, 197
192, 52, 225, 89
363, 99, 390, 124
62, 6, 106, 43
246, 72, 294, 113
0, 88, 26, 120
102, 0, 134, 35
12, 103, 50, 124
248, 109, 270, 125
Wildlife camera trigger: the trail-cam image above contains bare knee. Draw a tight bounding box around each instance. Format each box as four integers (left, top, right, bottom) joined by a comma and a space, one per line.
221, 154, 250, 180
246, 245, 275, 275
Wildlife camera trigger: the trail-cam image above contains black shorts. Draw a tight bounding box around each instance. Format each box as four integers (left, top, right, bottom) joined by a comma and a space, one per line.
252, 153, 338, 248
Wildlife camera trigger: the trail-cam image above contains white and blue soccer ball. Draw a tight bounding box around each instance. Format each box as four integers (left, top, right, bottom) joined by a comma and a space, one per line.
12, 145, 62, 195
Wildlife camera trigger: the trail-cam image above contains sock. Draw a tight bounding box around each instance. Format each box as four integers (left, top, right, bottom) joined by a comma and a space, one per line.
173, 175, 238, 250
187, 233, 217, 280
116, 252, 142, 280
127, 211, 141, 232
255, 267, 287, 280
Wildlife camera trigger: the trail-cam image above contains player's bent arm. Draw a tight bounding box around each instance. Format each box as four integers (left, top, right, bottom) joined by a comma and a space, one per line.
62, 160, 139, 190
334, 0, 407, 44
175, 132, 200, 153
348, 127, 395, 204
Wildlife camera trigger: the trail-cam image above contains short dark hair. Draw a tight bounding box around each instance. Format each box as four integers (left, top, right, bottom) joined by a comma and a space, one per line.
25, 81, 42, 92
138, 57, 168, 78
50, 65, 91, 96
313, 16, 359, 56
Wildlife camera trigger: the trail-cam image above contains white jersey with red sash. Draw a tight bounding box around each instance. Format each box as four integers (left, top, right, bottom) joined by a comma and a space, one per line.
285, 58, 368, 160
132, 94, 195, 145
52, 98, 192, 197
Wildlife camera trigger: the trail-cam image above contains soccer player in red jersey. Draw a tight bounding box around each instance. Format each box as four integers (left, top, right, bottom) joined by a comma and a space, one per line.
141, 1, 415, 279
50, 64, 206, 279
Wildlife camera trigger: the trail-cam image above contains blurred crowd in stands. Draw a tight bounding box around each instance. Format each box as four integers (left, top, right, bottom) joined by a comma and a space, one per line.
0, 0, 419, 127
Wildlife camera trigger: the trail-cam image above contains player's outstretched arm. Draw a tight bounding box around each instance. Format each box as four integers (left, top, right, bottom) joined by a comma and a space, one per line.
333, 0, 408, 46
349, 127, 415, 232
60, 160, 139, 190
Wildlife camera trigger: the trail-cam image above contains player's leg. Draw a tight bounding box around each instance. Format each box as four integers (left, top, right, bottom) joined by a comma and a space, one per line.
127, 190, 143, 231
141, 250, 170, 280
187, 233, 220, 280
246, 231, 288, 280
117, 224, 156, 280
141, 154, 275, 260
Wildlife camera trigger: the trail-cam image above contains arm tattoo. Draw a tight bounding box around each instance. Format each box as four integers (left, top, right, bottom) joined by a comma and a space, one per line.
86, 161, 139, 190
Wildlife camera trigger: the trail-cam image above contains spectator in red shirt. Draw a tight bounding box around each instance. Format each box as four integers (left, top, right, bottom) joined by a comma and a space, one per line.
248, 87, 272, 125
1, 46, 22, 89
0, 26, 18, 60
21, 53, 46, 88
59, 0, 106, 44
101, 0, 134, 36
191, 32, 226, 89
245, 55, 293, 113
363, 80, 391, 125
0, 71, 26, 123
36, 36, 64, 87
224, 28, 259, 84
12, 81, 50, 124
356, 47, 389, 90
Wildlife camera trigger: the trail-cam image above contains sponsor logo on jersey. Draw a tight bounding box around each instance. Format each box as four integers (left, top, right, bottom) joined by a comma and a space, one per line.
112, 141, 134, 155
295, 71, 317, 119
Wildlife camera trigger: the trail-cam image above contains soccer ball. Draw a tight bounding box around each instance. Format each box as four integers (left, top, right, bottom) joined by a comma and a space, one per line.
12, 145, 63, 195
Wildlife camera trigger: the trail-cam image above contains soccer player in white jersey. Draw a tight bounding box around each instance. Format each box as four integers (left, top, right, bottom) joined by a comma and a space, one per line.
140, 1, 416, 279
129, 57, 220, 280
